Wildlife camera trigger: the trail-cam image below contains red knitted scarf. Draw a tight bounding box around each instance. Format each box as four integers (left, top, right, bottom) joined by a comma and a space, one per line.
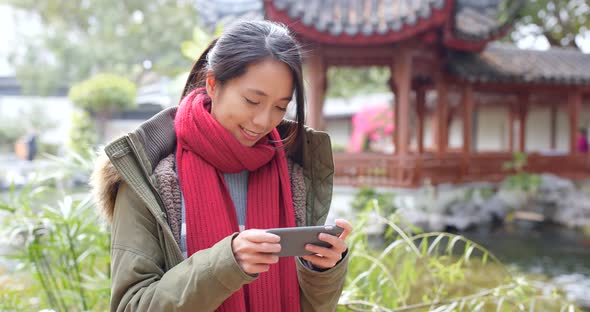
175, 89, 300, 312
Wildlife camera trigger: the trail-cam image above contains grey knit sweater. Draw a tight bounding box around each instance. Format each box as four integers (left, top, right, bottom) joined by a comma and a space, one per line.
180, 171, 249, 258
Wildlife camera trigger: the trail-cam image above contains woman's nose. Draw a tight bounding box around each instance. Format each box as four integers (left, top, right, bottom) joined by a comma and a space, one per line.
251, 109, 272, 130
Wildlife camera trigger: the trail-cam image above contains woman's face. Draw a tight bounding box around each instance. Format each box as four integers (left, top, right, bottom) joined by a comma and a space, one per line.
206, 59, 294, 147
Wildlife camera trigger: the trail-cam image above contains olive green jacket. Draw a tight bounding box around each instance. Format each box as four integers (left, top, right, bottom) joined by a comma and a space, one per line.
91, 107, 348, 311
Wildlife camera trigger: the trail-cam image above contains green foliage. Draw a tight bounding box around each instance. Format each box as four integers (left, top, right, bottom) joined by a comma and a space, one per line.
163, 25, 222, 105
338, 210, 580, 311
326, 67, 390, 99
351, 187, 396, 216
512, 0, 590, 49
502, 152, 541, 192
68, 74, 137, 113
0, 118, 26, 152
181, 26, 223, 61
4, 0, 198, 94
0, 152, 110, 311
463, 186, 495, 202
38, 142, 60, 156
503, 173, 542, 193
502, 152, 527, 173
67, 109, 98, 157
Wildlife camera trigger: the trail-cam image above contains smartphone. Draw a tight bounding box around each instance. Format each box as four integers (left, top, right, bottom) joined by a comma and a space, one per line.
266, 225, 344, 257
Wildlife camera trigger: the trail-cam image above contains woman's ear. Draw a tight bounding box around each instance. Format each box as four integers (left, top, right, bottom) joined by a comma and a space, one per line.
205, 71, 216, 99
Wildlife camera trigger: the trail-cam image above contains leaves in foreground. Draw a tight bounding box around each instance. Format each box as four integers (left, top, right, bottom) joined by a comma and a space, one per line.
338, 208, 580, 312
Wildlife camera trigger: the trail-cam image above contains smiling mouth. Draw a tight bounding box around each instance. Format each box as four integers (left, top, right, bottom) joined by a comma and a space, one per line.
239, 126, 262, 140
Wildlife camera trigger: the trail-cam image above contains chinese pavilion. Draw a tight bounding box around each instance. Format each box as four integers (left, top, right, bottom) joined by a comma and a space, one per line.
264, 0, 590, 187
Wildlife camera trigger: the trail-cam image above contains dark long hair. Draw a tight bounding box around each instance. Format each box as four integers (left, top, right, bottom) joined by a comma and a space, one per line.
181, 20, 305, 152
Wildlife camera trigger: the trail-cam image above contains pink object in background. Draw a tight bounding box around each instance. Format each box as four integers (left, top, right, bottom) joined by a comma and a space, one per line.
348, 103, 394, 152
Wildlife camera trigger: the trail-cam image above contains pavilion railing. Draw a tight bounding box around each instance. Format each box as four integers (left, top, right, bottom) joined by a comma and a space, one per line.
333, 152, 590, 188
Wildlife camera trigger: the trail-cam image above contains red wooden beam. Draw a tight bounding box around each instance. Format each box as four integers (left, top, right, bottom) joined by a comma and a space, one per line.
569, 93, 582, 155
550, 105, 557, 150
436, 78, 449, 154
393, 49, 413, 156
508, 104, 515, 152
462, 84, 474, 176
416, 89, 426, 154
306, 49, 327, 130
518, 94, 529, 152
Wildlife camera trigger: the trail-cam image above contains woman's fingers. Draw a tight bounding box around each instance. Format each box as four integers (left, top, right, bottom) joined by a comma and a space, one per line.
232, 229, 282, 275
304, 242, 340, 259
302, 219, 354, 269
319, 232, 347, 252
234, 221, 354, 273
335, 219, 353, 240
234, 250, 279, 265
240, 229, 281, 243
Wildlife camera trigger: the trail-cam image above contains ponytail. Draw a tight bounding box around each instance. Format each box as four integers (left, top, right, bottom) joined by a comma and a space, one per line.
181, 38, 218, 98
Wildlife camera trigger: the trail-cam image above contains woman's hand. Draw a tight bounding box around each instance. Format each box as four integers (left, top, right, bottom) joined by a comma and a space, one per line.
231, 229, 281, 275
301, 219, 352, 270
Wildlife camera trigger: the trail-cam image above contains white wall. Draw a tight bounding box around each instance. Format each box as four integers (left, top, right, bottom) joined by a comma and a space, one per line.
525, 107, 551, 152
325, 118, 352, 148
556, 109, 570, 152
0, 95, 73, 145
475, 107, 508, 151
448, 117, 463, 149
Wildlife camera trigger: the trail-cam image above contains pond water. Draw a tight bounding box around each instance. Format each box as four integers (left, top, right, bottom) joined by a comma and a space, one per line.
458, 222, 590, 308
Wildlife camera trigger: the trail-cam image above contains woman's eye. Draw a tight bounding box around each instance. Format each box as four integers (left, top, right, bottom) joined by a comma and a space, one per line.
276, 106, 287, 112
244, 97, 259, 105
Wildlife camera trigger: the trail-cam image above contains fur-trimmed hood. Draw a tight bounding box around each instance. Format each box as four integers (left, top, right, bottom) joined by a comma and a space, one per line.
90, 151, 122, 223
90, 107, 178, 224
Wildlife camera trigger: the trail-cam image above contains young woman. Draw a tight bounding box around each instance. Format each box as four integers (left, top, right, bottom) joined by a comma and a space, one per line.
92, 20, 351, 311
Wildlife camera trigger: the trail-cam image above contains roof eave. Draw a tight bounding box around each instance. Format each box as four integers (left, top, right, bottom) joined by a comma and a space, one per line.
263, 0, 454, 46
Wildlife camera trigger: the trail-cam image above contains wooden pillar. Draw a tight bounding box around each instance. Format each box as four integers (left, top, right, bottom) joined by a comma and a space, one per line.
306, 49, 327, 130
462, 85, 473, 153
416, 88, 426, 154
550, 105, 557, 150
432, 107, 439, 150
392, 49, 412, 156
462, 85, 474, 176
435, 78, 449, 155
518, 94, 529, 152
569, 93, 582, 155
391, 80, 399, 151
508, 104, 515, 152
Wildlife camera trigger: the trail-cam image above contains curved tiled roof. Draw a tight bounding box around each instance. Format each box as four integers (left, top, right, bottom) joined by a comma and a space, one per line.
270, 0, 445, 36
448, 43, 590, 85
265, 0, 523, 48
265, 0, 451, 45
